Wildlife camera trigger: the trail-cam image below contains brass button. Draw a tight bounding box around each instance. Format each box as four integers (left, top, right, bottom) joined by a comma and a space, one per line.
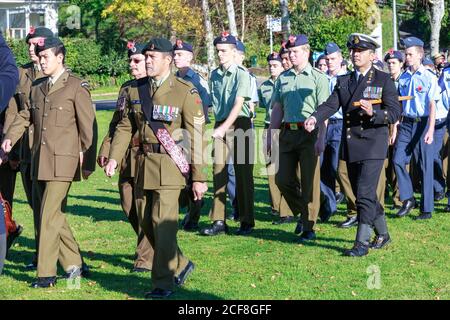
43, 127, 46, 131
347, 135, 351, 139
347, 128, 350, 131
360, 120, 363, 124
45, 99, 49, 103
44, 113, 48, 117
42, 141, 46, 145
360, 127, 364, 131
59, 107, 63, 110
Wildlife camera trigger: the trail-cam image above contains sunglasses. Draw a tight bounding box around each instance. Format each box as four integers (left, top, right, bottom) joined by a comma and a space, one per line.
130, 58, 144, 64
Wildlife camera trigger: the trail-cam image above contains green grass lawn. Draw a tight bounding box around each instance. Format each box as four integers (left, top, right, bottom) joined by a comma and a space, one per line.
0, 110, 449, 300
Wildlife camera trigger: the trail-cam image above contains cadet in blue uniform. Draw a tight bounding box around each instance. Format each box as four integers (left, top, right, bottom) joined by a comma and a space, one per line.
394, 37, 440, 220
173, 39, 212, 230
319, 42, 347, 222
305, 33, 401, 256
439, 66, 450, 211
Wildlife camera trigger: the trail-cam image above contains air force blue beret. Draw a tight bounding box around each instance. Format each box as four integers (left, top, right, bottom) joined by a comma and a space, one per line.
324, 42, 341, 55
173, 39, 193, 52
236, 40, 246, 53
285, 34, 308, 49
401, 36, 424, 49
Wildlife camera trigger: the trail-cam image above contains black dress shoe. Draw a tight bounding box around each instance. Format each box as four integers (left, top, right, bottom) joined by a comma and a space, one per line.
296, 231, 316, 242
344, 242, 369, 257
370, 234, 391, 249
320, 210, 336, 223
81, 262, 90, 278
270, 209, 280, 216
444, 205, 450, 212
235, 224, 254, 236
335, 192, 345, 205
63, 266, 82, 279
337, 216, 358, 228
396, 198, 416, 218
200, 221, 228, 236
31, 277, 57, 288
25, 261, 37, 271
175, 261, 195, 286
6, 225, 23, 253
183, 221, 199, 232
272, 216, 295, 225
144, 288, 174, 299
415, 212, 432, 220
294, 221, 303, 235
131, 267, 151, 273
434, 191, 445, 202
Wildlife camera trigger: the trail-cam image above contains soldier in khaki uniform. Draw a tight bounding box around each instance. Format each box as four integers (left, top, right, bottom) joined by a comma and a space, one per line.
105, 38, 207, 299
258, 52, 294, 223
268, 34, 329, 242
1, 37, 96, 288
98, 42, 153, 273
2, 27, 53, 268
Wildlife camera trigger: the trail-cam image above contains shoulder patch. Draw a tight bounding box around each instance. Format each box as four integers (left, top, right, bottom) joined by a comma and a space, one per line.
81, 81, 91, 90
32, 77, 49, 87
190, 88, 199, 95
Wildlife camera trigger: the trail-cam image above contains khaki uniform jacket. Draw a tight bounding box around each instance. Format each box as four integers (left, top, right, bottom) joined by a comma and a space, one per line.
3, 63, 44, 163
98, 80, 139, 179
109, 74, 207, 190
5, 70, 96, 182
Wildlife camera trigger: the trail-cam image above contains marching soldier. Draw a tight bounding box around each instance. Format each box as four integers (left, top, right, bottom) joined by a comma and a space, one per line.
258, 52, 294, 223
0, 32, 18, 113
393, 37, 440, 220
105, 38, 207, 299
200, 32, 255, 236
268, 34, 329, 242
305, 33, 401, 256
1, 36, 97, 287
3, 27, 53, 269
439, 65, 450, 211
97, 41, 154, 273
173, 39, 211, 231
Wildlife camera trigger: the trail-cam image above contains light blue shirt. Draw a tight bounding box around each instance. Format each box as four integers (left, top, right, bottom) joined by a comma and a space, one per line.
398, 65, 440, 118
327, 69, 348, 119
438, 67, 450, 114
177, 68, 212, 122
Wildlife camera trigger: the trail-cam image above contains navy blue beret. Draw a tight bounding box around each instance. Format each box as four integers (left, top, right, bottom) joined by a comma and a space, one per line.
279, 42, 289, 56
384, 49, 403, 62
285, 34, 308, 49
173, 39, 193, 53
324, 42, 340, 55
213, 32, 237, 46
401, 37, 424, 49
127, 41, 146, 57
236, 40, 245, 53
422, 57, 434, 66
267, 52, 282, 63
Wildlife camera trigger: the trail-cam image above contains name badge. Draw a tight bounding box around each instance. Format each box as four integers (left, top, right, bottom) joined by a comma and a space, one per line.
153, 105, 180, 122
363, 86, 383, 99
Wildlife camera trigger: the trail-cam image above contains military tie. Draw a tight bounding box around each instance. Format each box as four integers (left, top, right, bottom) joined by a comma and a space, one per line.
357, 73, 364, 85
47, 80, 53, 93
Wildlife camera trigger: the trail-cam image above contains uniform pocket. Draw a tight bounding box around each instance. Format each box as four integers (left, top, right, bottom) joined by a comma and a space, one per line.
52, 105, 74, 127
160, 155, 186, 186
54, 154, 79, 178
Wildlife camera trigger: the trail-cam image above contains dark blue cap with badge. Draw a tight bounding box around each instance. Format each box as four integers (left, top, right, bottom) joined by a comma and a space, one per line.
25, 26, 54, 43
173, 39, 193, 52
35, 36, 64, 54
324, 42, 340, 55
267, 52, 282, 63
285, 34, 308, 49
384, 49, 403, 62
213, 31, 237, 46
236, 40, 246, 53
347, 33, 380, 50
127, 41, 146, 57
422, 57, 434, 66
142, 38, 173, 54
400, 36, 424, 49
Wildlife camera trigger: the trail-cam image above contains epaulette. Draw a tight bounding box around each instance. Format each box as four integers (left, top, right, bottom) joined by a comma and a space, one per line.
67, 73, 91, 90
20, 62, 34, 70
31, 77, 48, 87
120, 78, 135, 90
425, 68, 438, 77
313, 67, 325, 75
175, 76, 193, 88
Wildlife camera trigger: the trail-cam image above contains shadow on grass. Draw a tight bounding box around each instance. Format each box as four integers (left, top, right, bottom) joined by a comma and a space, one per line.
64, 204, 126, 222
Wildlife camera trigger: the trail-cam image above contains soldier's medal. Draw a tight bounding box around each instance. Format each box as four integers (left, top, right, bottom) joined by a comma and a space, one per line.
363, 86, 383, 99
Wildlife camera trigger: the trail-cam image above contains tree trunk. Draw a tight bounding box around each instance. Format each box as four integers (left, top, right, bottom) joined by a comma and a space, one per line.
280, 0, 291, 40
241, 0, 245, 42
225, 0, 238, 37
202, 0, 217, 73
428, 0, 445, 56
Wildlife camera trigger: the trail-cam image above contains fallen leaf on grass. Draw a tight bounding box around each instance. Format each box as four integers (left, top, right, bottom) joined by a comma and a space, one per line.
351, 291, 357, 296
250, 283, 256, 288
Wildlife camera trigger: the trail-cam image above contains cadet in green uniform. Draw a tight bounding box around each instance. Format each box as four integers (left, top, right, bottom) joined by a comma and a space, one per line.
1, 37, 97, 288
268, 34, 329, 242
200, 32, 255, 236
258, 52, 294, 223
105, 38, 208, 299
2, 27, 53, 269
98, 42, 153, 272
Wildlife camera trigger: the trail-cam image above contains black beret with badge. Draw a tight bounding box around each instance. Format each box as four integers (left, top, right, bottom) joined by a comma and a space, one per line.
142, 38, 173, 54
173, 39, 193, 52
25, 26, 54, 43
213, 31, 237, 46
35, 36, 64, 54
347, 33, 380, 51
267, 52, 282, 63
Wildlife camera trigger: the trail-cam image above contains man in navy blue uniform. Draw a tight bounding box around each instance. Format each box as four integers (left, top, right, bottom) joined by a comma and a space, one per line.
0, 32, 19, 113
305, 33, 401, 256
